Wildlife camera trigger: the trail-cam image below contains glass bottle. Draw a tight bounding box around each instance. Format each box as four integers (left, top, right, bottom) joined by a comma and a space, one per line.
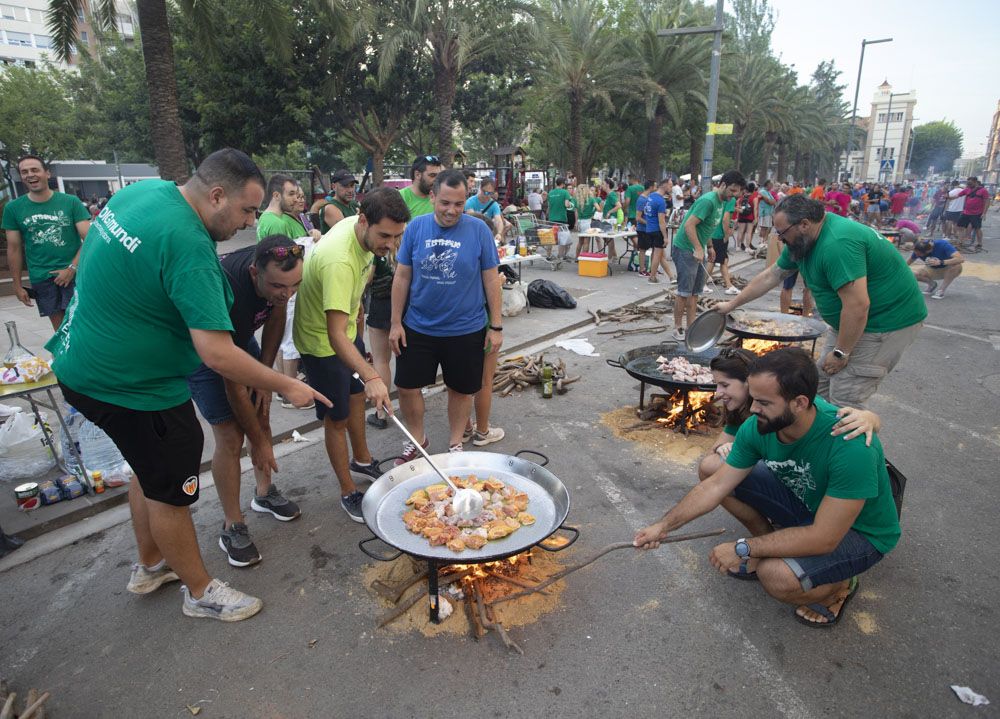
3, 321, 34, 370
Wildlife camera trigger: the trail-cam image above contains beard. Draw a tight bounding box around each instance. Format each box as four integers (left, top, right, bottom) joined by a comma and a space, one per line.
417, 175, 434, 195
786, 234, 816, 261
755, 407, 795, 435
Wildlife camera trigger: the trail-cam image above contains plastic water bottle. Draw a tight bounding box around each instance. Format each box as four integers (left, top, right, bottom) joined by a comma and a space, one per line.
59, 407, 84, 478
78, 418, 131, 486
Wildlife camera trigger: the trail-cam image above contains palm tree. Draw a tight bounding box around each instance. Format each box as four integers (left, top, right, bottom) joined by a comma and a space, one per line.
722, 53, 786, 172
530, 0, 630, 181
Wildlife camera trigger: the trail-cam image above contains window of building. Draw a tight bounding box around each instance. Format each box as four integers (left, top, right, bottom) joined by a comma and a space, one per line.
877, 111, 905, 123
1, 4, 23, 20
77, 7, 84, 21
80, 31, 89, 45
34, 34, 54, 49
6, 31, 32, 47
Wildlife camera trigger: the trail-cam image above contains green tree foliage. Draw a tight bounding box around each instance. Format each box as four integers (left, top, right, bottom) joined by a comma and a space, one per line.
910, 121, 964, 175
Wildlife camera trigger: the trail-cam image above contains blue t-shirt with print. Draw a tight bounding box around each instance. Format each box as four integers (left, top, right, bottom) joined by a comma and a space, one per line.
910, 239, 956, 265
643, 192, 666, 233
464, 195, 501, 219
397, 213, 500, 336
635, 194, 648, 231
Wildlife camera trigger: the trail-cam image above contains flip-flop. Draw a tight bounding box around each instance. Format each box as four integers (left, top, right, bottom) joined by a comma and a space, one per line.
727, 559, 759, 581
794, 576, 859, 629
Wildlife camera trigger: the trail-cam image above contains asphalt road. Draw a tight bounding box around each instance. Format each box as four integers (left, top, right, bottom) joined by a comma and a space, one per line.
1, 219, 998, 718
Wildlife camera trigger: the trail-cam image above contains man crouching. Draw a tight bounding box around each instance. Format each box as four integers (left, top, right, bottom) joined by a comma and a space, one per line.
634, 348, 900, 627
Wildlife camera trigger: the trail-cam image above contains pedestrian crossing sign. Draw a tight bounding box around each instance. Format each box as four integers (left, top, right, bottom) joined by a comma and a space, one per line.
880, 158, 895, 172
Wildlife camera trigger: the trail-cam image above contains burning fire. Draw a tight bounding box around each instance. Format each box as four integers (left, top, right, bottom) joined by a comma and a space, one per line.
648, 390, 718, 433
447, 552, 533, 583
740, 339, 787, 355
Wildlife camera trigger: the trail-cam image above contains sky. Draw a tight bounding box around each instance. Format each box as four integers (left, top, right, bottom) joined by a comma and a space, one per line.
767, 0, 1000, 157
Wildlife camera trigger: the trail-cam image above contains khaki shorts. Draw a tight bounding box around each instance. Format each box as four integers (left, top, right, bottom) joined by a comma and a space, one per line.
912, 265, 946, 280
817, 323, 922, 408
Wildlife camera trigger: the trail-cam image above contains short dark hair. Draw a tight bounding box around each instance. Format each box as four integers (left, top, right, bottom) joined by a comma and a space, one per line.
644, 180, 655, 190
359, 187, 410, 226
554, 176, 566, 187
748, 348, 818, 406
746, 181, 757, 192
194, 148, 266, 194
255, 235, 302, 272
266, 173, 295, 199
16, 154, 48, 171
818, 178, 827, 185
411, 154, 442, 180
774, 194, 825, 224
431, 168, 468, 194
719, 170, 746, 188
479, 176, 496, 190
913, 237, 934, 254
463, 170, 476, 180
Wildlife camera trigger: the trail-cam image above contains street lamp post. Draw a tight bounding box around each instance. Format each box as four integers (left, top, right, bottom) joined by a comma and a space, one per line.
879, 92, 904, 184
844, 37, 892, 183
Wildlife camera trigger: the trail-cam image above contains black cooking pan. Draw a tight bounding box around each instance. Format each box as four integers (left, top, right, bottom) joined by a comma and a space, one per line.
607, 341, 720, 392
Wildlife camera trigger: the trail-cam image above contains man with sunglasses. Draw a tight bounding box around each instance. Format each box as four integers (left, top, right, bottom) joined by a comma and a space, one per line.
294, 188, 410, 522
400, 155, 443, 219
46, 149, 329, 621
715, 194, 925, 408
187, 235, 306, 567
464, 176, 504, 239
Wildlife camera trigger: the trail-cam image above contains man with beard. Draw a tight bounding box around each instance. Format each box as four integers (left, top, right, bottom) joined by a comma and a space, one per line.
400, 155, 443, 219
317, 170, 360, 232
714, 194, 926, 408
46, 149, 329, 621
635, 348, 900, 628
294, 188, 409, 522
257, 174, 314, 241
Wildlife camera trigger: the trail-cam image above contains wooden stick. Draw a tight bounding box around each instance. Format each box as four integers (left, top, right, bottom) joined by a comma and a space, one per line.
465, 590, 484, 640
376, 569, 473, 628
484, 570, 549, 593
0, 693, 15, 719
474, 581, 523, 655
19, 691, 50, 719
371, 569, 429, 604
491, 528, 727, 605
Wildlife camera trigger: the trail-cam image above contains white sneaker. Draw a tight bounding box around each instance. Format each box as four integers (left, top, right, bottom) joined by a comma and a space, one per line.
931, 290, 945, 300
181, 578, 262, 622
725, 286, 740, 295
702, 285, 714, 293
472, 426, 505, 446
671, 328, 685, 341
127, 561, 180, 595
448, 443, 464, 453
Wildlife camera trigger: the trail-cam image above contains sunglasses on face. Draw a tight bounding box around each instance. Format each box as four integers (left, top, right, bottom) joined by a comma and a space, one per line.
264, 244, 304, 260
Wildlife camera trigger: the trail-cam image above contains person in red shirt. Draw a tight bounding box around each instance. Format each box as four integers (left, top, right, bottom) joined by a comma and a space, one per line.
824, 183, 851, 217
808, 179, 827, 201
889, 188, 910, 217
925, 182, 950, 236
957, 177, 990, 251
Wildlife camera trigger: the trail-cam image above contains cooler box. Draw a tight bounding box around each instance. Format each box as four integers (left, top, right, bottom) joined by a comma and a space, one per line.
578, 252, 608, 277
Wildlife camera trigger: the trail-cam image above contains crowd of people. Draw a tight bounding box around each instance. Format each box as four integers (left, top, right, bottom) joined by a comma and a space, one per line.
1, 146, 992, 629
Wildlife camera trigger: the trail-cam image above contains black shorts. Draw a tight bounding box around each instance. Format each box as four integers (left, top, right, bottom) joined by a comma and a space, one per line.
59, 383, 203, 507
639, 230, 665, 249
31, 277, 75, 318
301, 336, 366, 423
944, 211, 962, 224
711, 238, 728, 263
957, 214, 982, 229
636, 231, 651, 250
394, 324, 485, 395
367, 296, 391, 331
928, 205, 945, 220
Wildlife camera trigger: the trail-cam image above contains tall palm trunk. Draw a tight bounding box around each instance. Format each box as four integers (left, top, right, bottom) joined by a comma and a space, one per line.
775, 140, 787, 182
136, 0, 189, 181
432, 58, 457, 166
643, 105, 664, 181
568, 87, 583, 182
733, 126, 746, 172
759, 131, 776, 183
688, 132, 702, 181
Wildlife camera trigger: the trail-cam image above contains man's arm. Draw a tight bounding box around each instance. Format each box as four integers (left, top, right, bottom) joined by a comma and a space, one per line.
389, 263, 412, 356
323, 204, 344, 229
634, 462, 751, 547
483, 267, 503, 354
4, 229, 32, 307
658, 210, 667, 236
683, 213, 703, 260
258, 308, 285, 370
736, 496, 863, 558
714, 263, 793, 313
49, 219, 91, 288
821, 277, 870, 375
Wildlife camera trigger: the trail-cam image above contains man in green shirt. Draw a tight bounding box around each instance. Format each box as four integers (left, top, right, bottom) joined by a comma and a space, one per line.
2, 154, 91, 330
601, 178, 622, 225
399, 154, 443, 219
317, 169, 359, 233
674, 170, 746, 340
636, 348, 900, 627
47, 149, 328, 622
294, 188, 409, 522
715, 194, 926, 407
623, 175, 644, 224
257, 173, 316, 241
544, 177, 573, 261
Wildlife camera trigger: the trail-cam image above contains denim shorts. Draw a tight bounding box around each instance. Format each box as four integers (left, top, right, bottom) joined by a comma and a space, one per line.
733, 462, 884, 590
671, 245, 707, 297
188, 338, 260, 425
782, 271, 799, 290
301, 336, 366, 423
32, 277, 75, 317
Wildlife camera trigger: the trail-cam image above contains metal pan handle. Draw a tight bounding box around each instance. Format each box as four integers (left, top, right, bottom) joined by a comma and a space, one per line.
358, 535, 403, 562
606, 357, 623, 368
376, 457, 399, 472
514, 449, 549, 466
537, 524, 580, 552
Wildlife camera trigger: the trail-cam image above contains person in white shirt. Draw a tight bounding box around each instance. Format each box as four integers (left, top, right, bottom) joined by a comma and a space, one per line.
527, 189, 543, 219
943, 181, 965, 240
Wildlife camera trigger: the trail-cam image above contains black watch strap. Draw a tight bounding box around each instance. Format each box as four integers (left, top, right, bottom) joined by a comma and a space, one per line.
489, 325, 503, 331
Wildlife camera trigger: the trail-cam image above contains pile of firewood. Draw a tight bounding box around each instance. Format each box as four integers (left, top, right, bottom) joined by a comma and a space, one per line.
492, 354, 579, 397
0, 680, 49, 719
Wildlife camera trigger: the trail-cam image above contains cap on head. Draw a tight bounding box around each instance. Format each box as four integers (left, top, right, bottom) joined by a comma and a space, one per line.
331, 169, 357, 186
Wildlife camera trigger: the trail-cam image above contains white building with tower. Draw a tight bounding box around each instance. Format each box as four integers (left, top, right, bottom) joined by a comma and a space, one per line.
860, 80, 917, 184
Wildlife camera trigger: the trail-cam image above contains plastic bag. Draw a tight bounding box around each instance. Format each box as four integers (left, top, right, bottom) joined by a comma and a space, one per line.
502, 282, 528, 316
0, 410, 56, 481
527, 279, 577, 309
557, 228, 572, 246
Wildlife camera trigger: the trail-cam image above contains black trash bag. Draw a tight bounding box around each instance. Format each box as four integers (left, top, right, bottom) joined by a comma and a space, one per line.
527, 279, 577, 309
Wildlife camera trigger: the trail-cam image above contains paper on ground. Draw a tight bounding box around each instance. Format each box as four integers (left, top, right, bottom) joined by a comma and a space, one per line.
291, 430, 313, 443
555, 338, 599, 357
951, 685, 989, 706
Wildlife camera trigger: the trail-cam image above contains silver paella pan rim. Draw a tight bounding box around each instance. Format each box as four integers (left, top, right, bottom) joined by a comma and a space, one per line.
726, 309, 829, 343
359, 449, 579, 563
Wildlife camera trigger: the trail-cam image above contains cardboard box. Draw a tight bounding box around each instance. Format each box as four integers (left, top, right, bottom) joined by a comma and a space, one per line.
578, 252, 608, 277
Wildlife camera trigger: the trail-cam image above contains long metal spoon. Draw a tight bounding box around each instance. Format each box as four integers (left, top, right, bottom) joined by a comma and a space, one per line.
390, 414, 484, 520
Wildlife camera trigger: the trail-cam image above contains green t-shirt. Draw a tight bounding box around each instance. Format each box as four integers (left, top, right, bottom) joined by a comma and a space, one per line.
46, 180, 233, 410
624, 183, 644, 219
547, 188, 571, 223
256, 210, 306, 241
602, 191, 620, 217
677, 190, 723, 251
579, 197, 599, 220
400, 185, 433, 218
1, 192, 89, 284
293, 216, 373, 358
725, 396, 900, 554
775, 212, 928, 333
318, 198, 359, 233
711, 198, 737, 240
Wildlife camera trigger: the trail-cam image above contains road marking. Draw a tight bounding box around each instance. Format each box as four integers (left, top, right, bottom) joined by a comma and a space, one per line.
871, 395, 1000, 449
923, 323, 995, 347
591, 472, 815, 719
990, 335, 1000, 351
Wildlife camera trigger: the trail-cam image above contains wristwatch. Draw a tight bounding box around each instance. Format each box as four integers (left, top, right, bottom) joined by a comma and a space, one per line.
832, 347, 850, 360
489, 325, 503, 331
734, 538, 751, 559
67, 263, 77, 272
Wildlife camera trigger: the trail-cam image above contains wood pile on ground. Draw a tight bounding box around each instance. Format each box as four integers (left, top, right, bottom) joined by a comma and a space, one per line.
493, 354, 579, 397
0, 679, 49, 719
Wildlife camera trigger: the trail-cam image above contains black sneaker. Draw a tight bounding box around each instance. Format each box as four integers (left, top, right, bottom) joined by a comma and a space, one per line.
366, 413, 388, 429
349, 458, 383, 482
250, 484, 301, 521
340, 491, 365, 523
218, 522, 261, 567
